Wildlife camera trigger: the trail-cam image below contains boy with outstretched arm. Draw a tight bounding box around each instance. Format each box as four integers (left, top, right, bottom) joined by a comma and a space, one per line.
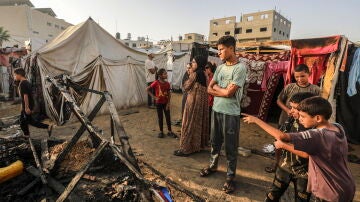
264, 92, 315, 202
243, 96, 355, 202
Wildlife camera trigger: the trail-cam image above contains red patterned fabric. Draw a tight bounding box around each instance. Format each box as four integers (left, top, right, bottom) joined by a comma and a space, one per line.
287, 36, 341, 85
261, 61, 289, 91
236, 51, 290, 62
238, 57, 291, 120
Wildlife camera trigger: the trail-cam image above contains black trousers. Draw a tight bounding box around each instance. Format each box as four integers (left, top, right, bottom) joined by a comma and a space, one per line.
265, 167, 311, 202
156, 103, 171, 132
209, 111, 240, 178
147, 82, 155, 107
20, 111, 49, 136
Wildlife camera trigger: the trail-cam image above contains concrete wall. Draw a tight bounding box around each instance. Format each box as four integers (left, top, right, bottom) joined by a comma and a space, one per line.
209, 10, 291, 45
182, 33, 204, 43
209, 16, 236, 45
0, 5, 71, 49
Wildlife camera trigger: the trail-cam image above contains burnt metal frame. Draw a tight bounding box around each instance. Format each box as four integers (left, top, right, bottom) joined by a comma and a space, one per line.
40, 75, 151, 202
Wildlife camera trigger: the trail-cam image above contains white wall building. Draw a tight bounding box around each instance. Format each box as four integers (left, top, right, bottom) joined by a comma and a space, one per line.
0, 0, 72, 50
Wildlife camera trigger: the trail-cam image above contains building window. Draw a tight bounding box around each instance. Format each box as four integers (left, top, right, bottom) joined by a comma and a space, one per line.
274, 28, 277, 32
55, 25, 59, 28
284, 21, 287, 25
235, 28, 242, 34
280, 19, 283, 23
279, 30, 282, 34
188, 36, 192, 40
260, 27, 267, 32
225, 19, 232, 24
213, 22, 218, 26
283, 32, 285, 36
47, 22, 52, 26
287, 34, 289, 38
247, 16, 253, 21
225, 31, 230, 35
48, 34, 53, 37
33, 31, 39, 34
132, 43, 136, 48
246, 29, 252, 33
213, 33, 218, 36
261, 14, 269, 19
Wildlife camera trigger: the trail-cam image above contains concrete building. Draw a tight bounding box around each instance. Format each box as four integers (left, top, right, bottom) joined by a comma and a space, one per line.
0, 0, 72, 50
118, 34, 153, 49
209, 10, 291, 46
170, 33, 205, 52
181, 33, 205, 43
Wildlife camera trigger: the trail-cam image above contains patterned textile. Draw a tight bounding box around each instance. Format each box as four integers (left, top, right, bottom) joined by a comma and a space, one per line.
237, 55, 290, 120
180, 72, 209, 154
261, 61, 289, 91
239, 58, 268, 119
236, 51, 290, 62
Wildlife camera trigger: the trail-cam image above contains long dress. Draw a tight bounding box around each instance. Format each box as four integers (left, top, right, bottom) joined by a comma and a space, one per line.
179, 72, 209, 154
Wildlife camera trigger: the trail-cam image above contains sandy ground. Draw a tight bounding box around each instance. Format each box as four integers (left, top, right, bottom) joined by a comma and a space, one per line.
1, 93, 359, 202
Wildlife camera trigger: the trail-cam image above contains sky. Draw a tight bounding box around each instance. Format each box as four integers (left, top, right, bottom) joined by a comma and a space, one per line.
31, 0, 360, 42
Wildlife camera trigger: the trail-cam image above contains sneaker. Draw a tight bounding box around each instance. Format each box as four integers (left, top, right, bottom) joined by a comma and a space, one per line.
167, 132, 177, 138
158, 132, 164, 138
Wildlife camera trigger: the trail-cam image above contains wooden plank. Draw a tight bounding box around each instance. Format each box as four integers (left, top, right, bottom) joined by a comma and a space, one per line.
109, 144, 145, 181
41, 139, 50, 171
17, 177, 41, 195
28, 137, 48, 185
26, 166, 83, 201
104, 93, 140, 171
51, 95, 106, 172
56, 141, 108, 202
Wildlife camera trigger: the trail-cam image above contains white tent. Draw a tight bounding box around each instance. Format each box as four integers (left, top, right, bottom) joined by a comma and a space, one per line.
25, 18, 167, 123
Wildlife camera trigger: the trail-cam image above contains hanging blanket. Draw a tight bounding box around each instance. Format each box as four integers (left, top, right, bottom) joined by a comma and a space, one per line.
287, 35, 341, 85
237, 52, 290, 120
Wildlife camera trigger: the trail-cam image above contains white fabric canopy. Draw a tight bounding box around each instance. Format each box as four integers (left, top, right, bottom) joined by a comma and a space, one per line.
27, 18, 167, 123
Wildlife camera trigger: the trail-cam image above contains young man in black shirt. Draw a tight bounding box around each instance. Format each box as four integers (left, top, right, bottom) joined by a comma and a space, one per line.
13, 68, 52, 137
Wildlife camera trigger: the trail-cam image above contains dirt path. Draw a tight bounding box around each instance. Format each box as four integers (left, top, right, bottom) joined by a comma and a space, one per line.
1, 93, 359, 201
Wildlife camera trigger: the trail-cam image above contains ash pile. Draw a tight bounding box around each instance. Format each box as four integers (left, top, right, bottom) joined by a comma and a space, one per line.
0, 137, 153, 202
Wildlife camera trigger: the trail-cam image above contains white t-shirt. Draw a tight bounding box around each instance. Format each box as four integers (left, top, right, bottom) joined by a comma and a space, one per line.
145, 59, 156, 83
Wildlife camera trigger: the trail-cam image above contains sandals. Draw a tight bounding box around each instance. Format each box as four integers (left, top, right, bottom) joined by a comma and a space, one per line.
158, 132, 164, 138
199, 167, 217, 177
173, 150, 190, 157
222, 178, 236, 194
167, 132, 177, 138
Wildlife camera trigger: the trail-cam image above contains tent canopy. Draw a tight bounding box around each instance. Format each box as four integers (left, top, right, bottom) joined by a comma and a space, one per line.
27, 18, 167, 124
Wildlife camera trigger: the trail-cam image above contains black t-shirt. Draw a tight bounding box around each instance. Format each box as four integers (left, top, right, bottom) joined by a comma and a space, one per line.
19, 80, 34, 111
278, 117, 308, 178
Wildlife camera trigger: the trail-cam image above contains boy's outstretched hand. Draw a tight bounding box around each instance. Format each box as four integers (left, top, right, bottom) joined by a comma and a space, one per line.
241, 113, 259, 124
274, 139, 284, 149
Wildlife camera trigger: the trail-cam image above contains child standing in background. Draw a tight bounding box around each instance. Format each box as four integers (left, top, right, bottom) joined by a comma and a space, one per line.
146, 68, 176, 138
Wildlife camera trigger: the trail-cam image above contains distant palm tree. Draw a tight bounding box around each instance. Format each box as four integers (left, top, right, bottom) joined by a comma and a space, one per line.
0, 27, 10, 47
